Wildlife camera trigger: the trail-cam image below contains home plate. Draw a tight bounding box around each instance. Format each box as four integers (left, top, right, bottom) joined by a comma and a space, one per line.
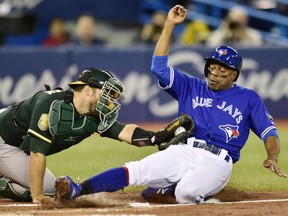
204, 198, 221, 203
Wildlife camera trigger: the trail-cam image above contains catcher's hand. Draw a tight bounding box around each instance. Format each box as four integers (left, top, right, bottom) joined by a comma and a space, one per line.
155, 113, 194, 151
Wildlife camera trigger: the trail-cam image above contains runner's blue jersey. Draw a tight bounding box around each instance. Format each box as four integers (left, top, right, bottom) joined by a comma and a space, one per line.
152, 56, 277, 163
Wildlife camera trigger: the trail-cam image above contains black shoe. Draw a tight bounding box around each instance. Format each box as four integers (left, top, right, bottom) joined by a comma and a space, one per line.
141, 185, 176, 203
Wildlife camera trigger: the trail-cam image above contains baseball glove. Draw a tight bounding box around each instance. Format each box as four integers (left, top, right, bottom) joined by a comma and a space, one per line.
155, 113, 195, 151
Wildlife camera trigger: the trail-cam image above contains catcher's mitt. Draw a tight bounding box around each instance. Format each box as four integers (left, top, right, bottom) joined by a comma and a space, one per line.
155, 113, 195, 151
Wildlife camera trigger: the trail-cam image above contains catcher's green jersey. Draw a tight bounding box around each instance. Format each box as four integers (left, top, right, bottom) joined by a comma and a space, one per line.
0, 89, 125, 156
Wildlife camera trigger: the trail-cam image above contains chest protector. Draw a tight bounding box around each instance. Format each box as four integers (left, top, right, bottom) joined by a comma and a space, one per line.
48, 100, 98, 144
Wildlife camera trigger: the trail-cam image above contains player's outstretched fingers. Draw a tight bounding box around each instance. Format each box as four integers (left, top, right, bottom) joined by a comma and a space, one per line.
263, 159, 287, 178
274, 167, 287, 178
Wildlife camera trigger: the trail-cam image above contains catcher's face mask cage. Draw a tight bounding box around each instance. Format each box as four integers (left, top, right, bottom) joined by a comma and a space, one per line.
96, 77, 124, 126
204, 45, 242, 81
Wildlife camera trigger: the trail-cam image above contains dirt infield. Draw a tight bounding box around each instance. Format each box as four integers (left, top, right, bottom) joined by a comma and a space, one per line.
1, 189, 288, 215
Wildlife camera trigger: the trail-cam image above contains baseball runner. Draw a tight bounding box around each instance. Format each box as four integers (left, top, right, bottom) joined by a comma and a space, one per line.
54, 5, 286, 204
0, 67, 170, 203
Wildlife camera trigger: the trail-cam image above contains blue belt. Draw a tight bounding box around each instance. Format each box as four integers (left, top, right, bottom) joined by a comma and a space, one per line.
193, 141, 231, 163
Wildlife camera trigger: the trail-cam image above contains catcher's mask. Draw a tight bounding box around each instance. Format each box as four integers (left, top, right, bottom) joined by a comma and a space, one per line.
69, 67, 124, 127
204, 45, 242, 81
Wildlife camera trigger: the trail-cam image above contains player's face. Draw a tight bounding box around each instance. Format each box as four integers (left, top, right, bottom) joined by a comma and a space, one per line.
89, 88, 101, 116
207, 64, 238, 91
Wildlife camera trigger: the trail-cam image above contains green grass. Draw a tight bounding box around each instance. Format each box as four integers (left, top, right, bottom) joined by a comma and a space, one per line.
228, 127, 288, 191
47, 135, 158, 180
46, 126, 288, 192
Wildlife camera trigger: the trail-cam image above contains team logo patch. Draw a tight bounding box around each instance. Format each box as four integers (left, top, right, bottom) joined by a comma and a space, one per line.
38, 114, 49, 131
219, 124, 239, 143
266, 113, 274, 121
216, 48, 227, 56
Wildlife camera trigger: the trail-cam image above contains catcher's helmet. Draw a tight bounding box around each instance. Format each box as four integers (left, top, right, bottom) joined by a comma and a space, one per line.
204, 45, 242, 81
69, 68, 114, 89
69, 68, 124, 132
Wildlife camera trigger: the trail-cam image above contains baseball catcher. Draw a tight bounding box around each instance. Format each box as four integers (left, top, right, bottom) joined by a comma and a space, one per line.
0, 66, 195, 204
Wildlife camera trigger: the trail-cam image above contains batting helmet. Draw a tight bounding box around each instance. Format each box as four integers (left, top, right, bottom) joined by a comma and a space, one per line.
204, 45, 242, 81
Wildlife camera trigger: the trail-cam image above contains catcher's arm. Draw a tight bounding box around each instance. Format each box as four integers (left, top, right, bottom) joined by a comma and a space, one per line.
29, 152, 51, 203
131, 113, 195, 150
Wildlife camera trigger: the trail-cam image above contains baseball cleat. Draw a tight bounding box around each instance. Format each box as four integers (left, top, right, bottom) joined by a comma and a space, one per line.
141, 184, 176, 200
55, 176, 82, 201
141, 187, 159, 199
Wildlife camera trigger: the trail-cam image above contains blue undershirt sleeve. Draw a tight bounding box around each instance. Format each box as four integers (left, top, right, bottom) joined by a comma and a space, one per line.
151, 55, 170, 86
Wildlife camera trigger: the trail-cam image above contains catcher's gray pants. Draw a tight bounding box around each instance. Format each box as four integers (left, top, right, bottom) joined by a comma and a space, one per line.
0, 136, 56, 195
